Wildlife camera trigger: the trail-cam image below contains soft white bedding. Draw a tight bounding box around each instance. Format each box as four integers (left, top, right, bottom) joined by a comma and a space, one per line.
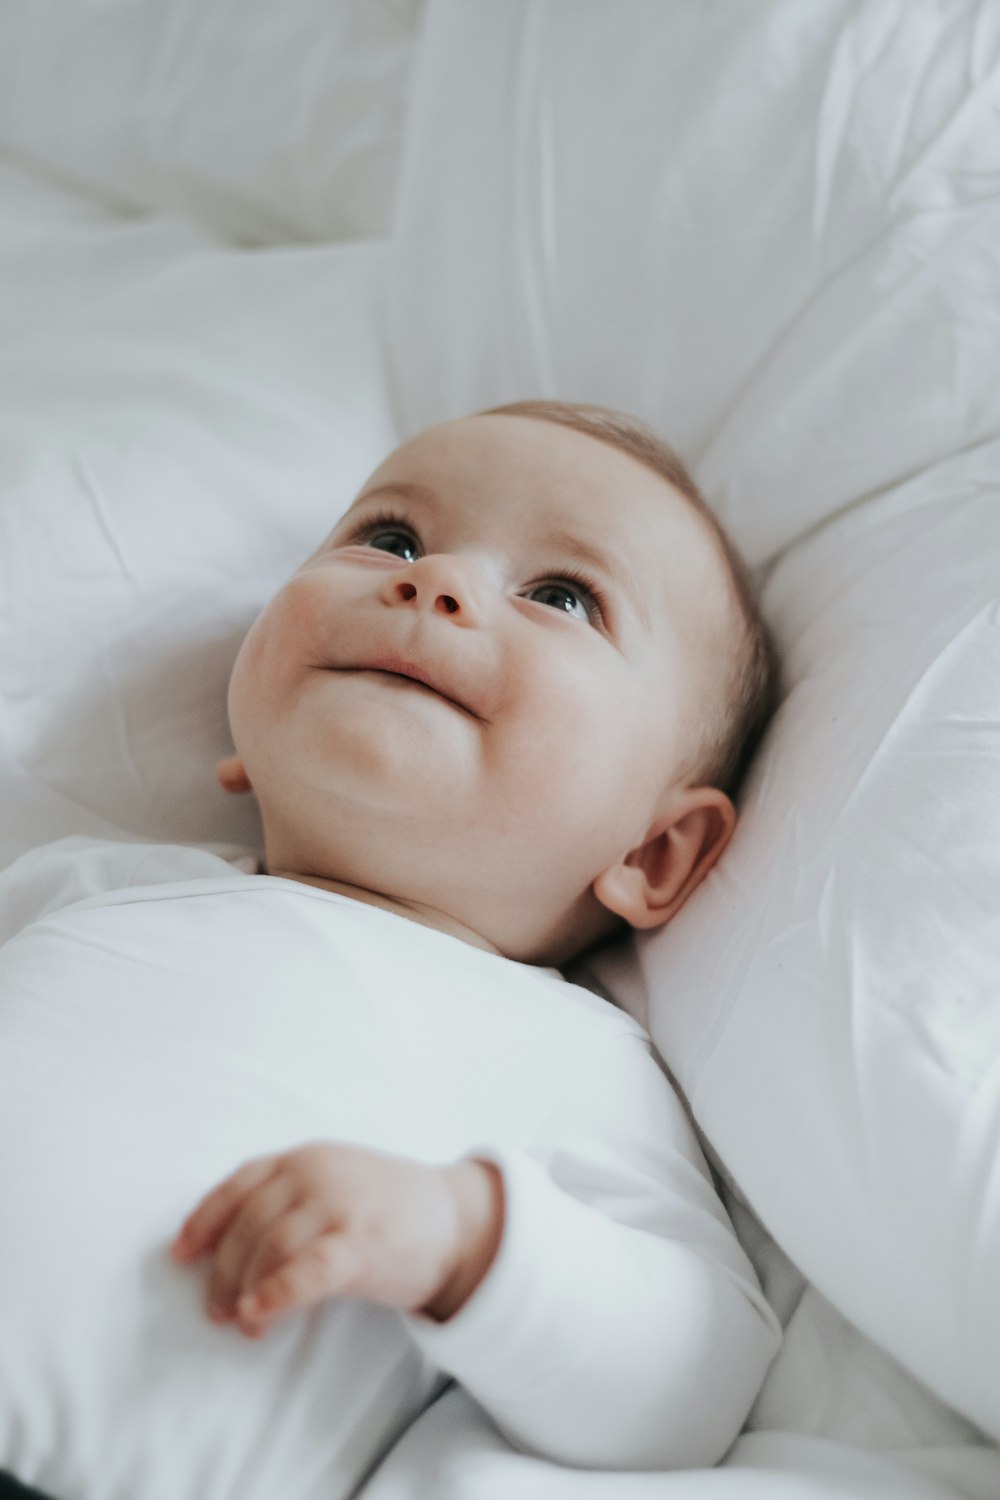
1, 2, 999, 1496
0, 146, 397, 872
359, 1390, 1000, 1500
0, 0, 421, 244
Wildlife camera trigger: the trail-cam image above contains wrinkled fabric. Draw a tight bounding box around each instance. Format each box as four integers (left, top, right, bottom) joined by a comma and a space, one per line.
387, 0, 1000, 566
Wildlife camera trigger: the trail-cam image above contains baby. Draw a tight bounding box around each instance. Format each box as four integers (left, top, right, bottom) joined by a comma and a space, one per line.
0, 399, 781, 1495
172, 400, 781, 1466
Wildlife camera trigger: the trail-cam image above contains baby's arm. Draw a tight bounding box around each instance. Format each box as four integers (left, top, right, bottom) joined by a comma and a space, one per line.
173, 1031, 780, 1472
170, 1142, 505, 1334
404, 1030, 782, 1472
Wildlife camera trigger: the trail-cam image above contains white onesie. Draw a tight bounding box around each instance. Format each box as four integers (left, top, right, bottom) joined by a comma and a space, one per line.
0, 837, 780, 1500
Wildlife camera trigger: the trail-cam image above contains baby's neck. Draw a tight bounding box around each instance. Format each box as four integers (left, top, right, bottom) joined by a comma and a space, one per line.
263, 865, 504, 957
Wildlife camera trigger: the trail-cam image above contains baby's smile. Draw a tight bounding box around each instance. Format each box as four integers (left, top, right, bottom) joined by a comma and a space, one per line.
331, 658, 483, 718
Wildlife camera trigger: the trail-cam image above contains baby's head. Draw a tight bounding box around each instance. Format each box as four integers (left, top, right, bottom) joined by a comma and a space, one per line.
220, 402, 777, 966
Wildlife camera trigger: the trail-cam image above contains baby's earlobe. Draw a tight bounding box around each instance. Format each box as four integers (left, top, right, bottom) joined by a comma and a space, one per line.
217, 755, 254, 795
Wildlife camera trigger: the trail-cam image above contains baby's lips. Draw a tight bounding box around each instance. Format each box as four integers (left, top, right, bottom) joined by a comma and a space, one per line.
406, 656, 496, 723
340, 657, 489, 721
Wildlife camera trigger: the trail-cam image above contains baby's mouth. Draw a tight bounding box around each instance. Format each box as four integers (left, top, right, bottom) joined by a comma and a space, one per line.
334, 660, 482, 719
364, 667, 447, 699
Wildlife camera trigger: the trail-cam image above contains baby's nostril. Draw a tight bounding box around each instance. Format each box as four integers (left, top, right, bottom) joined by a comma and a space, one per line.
397, 582, 417, 602
439, 595, 459, 614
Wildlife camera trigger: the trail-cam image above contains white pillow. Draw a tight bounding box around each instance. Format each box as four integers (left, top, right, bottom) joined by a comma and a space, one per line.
589, 456, 1000, 1442
0, 159, 399, 870
0, 0, 425, 245
387, 0, 1000, 566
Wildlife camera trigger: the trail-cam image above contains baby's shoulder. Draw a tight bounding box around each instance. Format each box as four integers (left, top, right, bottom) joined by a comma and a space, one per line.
464, 953, 651, 1080
523, 961, 645, 1036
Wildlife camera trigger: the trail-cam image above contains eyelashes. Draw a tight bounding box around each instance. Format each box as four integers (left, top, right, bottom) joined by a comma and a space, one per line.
338, 507, 611, 628
536, 564, 611, 627
345, 508, 417, 547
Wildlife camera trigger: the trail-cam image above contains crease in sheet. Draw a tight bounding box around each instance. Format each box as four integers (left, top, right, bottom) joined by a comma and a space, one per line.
71, 453, 138, 586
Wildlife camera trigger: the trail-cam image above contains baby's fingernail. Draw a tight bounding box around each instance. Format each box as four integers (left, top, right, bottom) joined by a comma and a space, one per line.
236, 1297, 267, 1338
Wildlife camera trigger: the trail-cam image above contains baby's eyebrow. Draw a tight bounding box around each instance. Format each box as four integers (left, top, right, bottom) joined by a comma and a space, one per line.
350, 479, 438, 511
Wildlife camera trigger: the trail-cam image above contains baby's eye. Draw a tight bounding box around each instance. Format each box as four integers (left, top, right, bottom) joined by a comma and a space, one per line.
523, 579, 600, 625
364, 526, 421, 563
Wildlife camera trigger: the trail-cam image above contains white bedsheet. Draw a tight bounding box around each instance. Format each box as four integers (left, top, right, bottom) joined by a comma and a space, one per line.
362, 1389, 1000, 1500
0, 147, 398, 872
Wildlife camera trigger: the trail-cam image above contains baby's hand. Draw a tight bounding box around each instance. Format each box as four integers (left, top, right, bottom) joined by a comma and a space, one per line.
170, 1142, 504, 1337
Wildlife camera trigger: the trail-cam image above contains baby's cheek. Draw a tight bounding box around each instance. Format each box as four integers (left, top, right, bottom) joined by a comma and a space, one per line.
274, 574, 334, 659
226, 602, 307, 764
502, 707, 616, 818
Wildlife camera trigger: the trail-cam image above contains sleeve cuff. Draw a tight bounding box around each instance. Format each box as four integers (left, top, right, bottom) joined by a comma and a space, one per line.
404, 1145, 623, 1402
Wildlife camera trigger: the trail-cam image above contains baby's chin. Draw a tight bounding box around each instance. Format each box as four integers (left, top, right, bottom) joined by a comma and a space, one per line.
249, 760, 626, 966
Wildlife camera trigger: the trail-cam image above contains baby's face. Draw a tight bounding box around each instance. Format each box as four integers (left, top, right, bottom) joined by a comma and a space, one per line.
227, 414, 729, 962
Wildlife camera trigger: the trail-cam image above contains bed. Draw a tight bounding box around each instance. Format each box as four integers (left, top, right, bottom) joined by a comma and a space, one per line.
1, 2, 998, 1496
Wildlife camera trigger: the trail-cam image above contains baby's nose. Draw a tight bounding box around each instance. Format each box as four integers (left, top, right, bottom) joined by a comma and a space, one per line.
380, 553, 491, 626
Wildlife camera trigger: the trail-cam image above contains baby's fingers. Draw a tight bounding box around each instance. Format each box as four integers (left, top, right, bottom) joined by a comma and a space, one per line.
236, 1235, 362, 1336
171, 1155, 279, 1262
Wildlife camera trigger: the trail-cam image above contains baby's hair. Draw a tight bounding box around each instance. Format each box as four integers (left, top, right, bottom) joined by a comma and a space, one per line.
478, 398, 779, 797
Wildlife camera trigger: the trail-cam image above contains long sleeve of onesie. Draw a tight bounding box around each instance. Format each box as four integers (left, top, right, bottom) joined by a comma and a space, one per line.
406, 1029, 781, 1471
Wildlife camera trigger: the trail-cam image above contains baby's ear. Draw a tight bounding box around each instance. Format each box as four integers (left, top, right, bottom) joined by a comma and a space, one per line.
216, 754, 254, 795
592, 787, 735, 932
